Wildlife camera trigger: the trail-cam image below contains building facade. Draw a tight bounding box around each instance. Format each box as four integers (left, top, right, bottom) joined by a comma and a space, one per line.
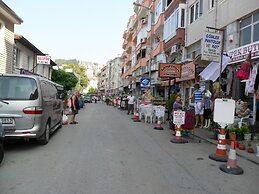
0, 1, 23, 74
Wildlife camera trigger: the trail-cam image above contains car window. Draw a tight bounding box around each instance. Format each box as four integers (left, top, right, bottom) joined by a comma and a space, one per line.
0, 76, 38, 100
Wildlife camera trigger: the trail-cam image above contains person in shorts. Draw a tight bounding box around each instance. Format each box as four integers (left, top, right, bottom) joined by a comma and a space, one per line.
190, 84, 204, 128
127, 92, 135, 115
70, 91, 80, 124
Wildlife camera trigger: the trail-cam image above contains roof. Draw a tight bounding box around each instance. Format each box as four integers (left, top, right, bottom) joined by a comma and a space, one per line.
14, 33, 57, 66
0, 1, 23, 24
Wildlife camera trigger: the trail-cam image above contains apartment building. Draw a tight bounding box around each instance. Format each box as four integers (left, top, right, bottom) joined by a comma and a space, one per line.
0, 1, 23, 74
104, 56, 124, 96
121, 0, 187, 98
184, 0, 259, 99
97, 65, 106, 96
14, 34, 56, 79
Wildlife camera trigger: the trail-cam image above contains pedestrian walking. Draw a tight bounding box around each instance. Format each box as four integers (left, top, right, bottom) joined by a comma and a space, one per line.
70, 91, 80, 124
190, 83, 204, 128
127, 92, 135, 115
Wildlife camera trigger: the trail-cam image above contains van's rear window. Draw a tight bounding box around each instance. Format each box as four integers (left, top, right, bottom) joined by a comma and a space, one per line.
0, 76, 38, 100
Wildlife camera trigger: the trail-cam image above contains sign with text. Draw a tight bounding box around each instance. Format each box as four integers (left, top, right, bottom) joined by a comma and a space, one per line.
159, 63, 181, 78
201, 31, 222, 62
227, 40, 259, 64
173, 111, 185, 125
176, 62, 195, 82
36, 55, 51, 65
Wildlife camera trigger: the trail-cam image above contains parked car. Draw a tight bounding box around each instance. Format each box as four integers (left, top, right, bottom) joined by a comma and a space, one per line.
0, 122, 4, 164
84, 96, 92, 103
0, 74, 63, 145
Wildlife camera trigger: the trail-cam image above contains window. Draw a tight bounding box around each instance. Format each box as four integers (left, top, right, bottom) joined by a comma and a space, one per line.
13, 47, 21, 67
180, 8, 185, 27
164, 8, 179, 41
166, 0, 173, 7
155, 0, 162, 23
209, 0, 215, 9
240, 12, 259, 46
189, 0, 203, 24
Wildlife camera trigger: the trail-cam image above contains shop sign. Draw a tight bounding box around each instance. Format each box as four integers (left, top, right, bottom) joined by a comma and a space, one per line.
201, 31, 222, 62
227, 40, 259, 64
173, 111, 185, 125
140, 77, 151, 89
160, 79, 174, 87
36, 55, 51, 65
176, 62, 195, 82
159, 63, 181, 78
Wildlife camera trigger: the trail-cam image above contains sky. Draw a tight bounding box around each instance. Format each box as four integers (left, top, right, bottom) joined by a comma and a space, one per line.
5, 0, 134, 65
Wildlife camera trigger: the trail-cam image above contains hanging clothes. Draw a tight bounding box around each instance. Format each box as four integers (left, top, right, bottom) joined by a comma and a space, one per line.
245, 64, 258, 95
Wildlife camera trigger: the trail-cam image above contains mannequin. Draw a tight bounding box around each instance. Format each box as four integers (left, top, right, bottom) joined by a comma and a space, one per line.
204, 90, 212, 128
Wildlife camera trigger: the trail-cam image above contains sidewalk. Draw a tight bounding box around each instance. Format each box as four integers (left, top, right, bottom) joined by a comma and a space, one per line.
192, 127, 259, 165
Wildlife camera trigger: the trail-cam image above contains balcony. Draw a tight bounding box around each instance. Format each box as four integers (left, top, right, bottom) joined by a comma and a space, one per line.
152, 41, 164, 57
153, 12, 164, 32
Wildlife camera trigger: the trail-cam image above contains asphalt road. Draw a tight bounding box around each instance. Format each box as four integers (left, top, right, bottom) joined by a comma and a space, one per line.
0, 102, 259, 194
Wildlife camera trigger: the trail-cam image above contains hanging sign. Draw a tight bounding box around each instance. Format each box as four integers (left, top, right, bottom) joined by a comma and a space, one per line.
140, 77, 151, 89
201, 31, 222, 62
159, 63, 181, 78
37, 55, 51, 65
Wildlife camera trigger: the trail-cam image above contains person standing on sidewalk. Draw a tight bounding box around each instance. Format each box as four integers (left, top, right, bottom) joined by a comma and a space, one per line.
70, 91, 80, 124
190, 84, 204, 128
127, 92, 135, 115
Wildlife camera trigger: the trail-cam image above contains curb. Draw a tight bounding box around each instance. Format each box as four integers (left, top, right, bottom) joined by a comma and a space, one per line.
192, 132, 259, 166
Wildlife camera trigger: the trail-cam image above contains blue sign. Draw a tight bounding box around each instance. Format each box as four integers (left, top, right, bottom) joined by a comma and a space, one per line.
140, 77, 151, 89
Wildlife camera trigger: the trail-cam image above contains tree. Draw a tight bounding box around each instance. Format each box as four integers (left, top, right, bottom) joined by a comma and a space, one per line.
51, 69, 78, 91
88, 87, 96, 94
62, 64, 89, 91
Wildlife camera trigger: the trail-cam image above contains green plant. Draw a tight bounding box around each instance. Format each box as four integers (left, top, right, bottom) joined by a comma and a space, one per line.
240, 125, 250, 134
228, 128, 236, 135
166, 93, 178, 111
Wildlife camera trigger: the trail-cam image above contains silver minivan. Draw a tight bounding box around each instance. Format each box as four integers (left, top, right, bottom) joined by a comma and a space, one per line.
0, 74, 63, 145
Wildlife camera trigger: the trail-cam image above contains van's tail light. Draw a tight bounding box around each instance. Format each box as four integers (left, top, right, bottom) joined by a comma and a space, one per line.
23, 106, 43, 114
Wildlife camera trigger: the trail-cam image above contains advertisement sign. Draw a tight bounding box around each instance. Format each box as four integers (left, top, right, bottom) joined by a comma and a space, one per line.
140, 77, 151, 89
201, 31, 222, 62
176, 62, 195, 82
227, 40, 259, 64
214, 99, 235, 124
173, 111, 185, 125
159, 63, 181, 78
37, 55, 51, 65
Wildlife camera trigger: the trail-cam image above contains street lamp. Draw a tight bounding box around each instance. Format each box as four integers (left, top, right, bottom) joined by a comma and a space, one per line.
133, 1, 154, 81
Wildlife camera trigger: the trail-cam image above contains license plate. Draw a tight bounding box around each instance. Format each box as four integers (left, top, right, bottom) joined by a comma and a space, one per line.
0, 118, 15, 125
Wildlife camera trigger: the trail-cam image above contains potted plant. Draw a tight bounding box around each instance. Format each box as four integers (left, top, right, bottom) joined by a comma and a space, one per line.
236, 127, 244, 141
228, 128, 237, 141
238, 141, 246, 150
247, 142, 254, 153
241, 125, 251, 141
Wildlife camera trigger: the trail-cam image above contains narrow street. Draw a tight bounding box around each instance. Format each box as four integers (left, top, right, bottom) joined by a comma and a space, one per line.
0, 102, 258, 194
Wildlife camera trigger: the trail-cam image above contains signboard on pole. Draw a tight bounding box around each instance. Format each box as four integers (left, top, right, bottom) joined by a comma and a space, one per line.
158, 63, 181, 78
173, 111, 185, 125
140, 77, 151, 90
213, 99, 235, 125
201, 31, 222, 62
37, 55, 51, 65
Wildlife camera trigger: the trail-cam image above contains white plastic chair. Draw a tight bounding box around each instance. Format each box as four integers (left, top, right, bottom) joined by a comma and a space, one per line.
144, 106, 154, 123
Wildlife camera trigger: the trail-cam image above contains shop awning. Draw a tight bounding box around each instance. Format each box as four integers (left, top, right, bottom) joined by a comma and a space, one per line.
199, 55, 231, 82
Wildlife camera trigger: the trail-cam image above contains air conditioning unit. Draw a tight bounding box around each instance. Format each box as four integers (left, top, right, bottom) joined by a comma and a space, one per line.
141, 38, 147, 43
141, 18, 147, 24
171, 45, 177, 54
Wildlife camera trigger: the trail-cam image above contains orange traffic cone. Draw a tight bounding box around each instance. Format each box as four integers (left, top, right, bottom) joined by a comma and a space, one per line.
154, 118, 163, 130
209, 128, 228, 162
220, 141, 244, 175
170, 125, 188, 144
133, 109, 141, 122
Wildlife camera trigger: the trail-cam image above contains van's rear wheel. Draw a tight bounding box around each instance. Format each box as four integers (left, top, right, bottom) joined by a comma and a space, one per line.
37, 121, 50, 145
0, 144, 4, 164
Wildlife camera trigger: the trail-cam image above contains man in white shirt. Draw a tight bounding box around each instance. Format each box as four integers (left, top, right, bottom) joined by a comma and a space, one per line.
127, 92, 135, 115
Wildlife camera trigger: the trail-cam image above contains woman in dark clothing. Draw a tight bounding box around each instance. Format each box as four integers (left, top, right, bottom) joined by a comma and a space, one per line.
171, 96, 184, 133
70, 91, 80, 124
